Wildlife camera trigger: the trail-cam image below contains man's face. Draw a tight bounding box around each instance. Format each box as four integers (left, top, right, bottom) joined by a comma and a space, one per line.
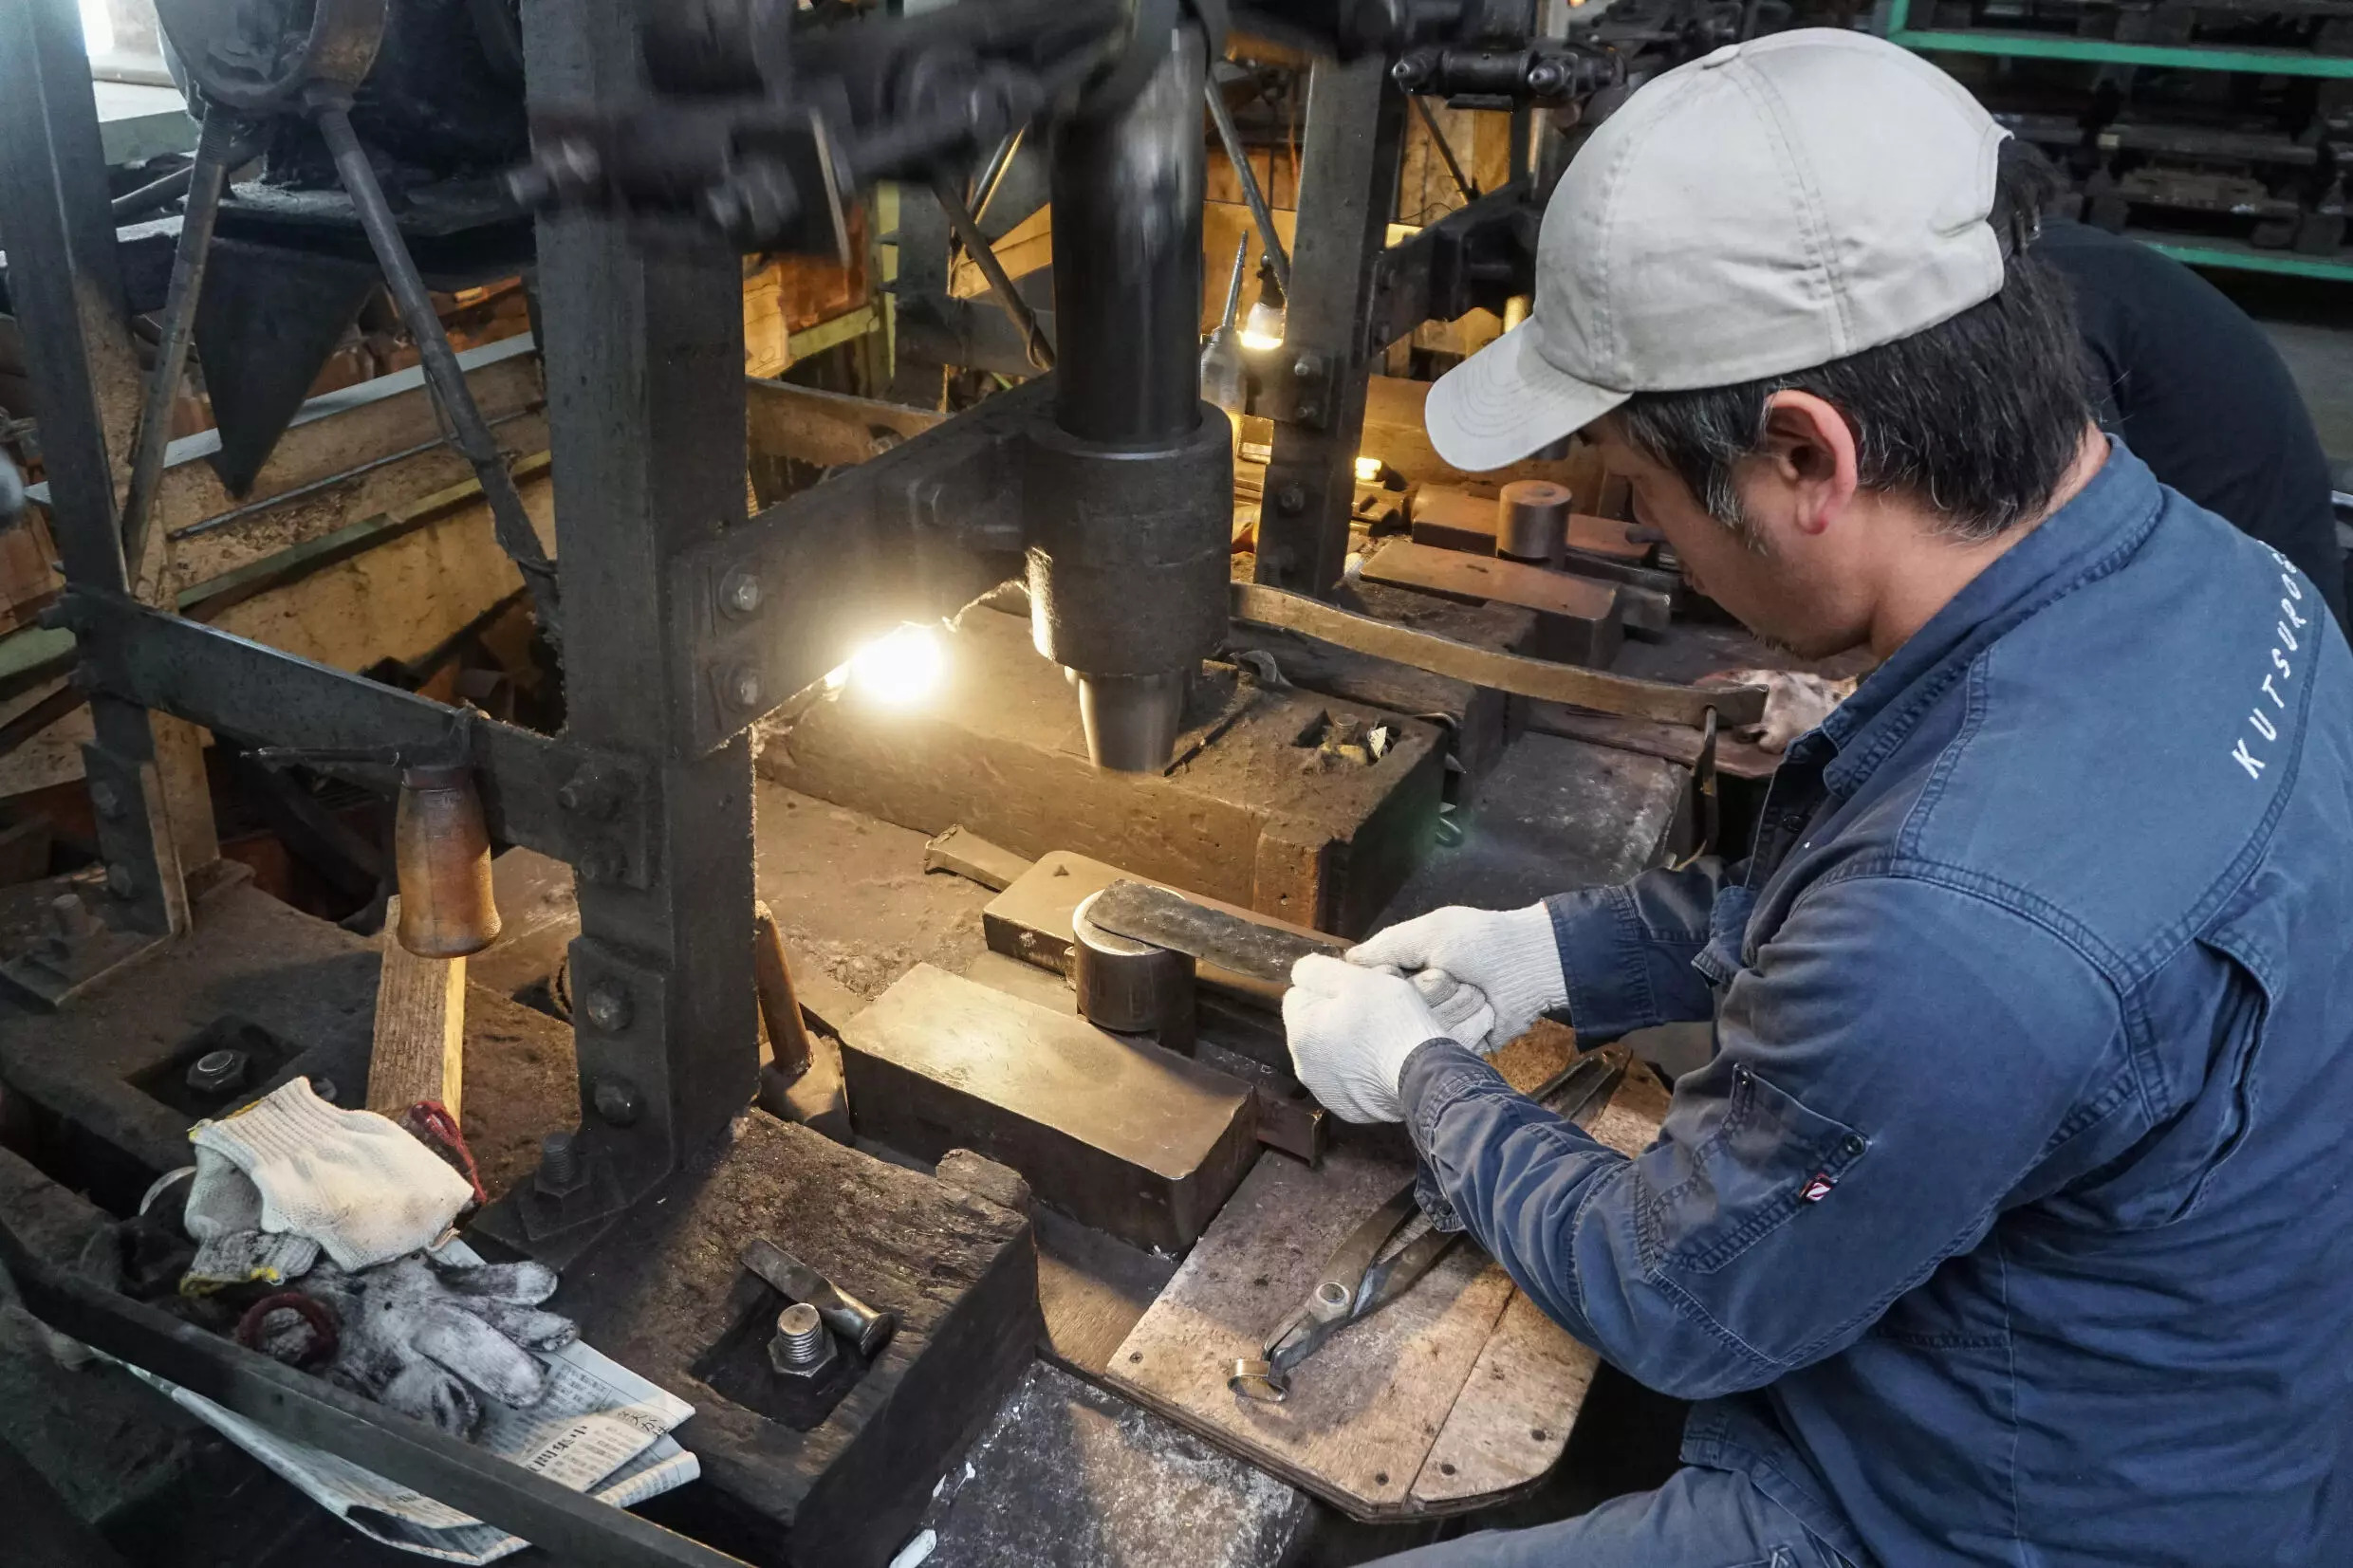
1586, 418, 1875, 661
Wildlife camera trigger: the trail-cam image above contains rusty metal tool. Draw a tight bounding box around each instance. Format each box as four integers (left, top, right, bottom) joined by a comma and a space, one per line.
1227, 1050, 1626, 1403
740, 1238, 895, 1359
1084, 878, 1343, 998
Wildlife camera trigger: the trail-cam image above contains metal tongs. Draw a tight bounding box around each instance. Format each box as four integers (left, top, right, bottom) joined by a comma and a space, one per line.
1228, 1048, 1627, 1403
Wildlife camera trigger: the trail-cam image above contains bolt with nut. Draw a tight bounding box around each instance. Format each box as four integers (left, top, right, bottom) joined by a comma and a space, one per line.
769, 1301, 837, 1378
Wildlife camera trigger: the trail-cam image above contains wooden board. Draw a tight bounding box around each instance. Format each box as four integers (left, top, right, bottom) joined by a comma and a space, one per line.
1362, 540, 1621, 623
1104, 1051, 1671, 1521
1231, 582, 1765, 730
368, 894, 466, 1117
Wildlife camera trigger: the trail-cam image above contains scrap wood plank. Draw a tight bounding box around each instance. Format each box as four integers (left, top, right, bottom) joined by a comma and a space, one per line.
369, 894, 465, 1118
1105, 1042, 1673, 1520
1409, 1061, 1671, 1506
1362, 540, 1620, 623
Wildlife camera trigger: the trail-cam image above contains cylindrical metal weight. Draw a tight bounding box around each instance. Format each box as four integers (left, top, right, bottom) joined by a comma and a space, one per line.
393, 764, 501, 958
1071, 890, 1195, 1048
1025, 404, 1233, 681
1497, 480, 1572, 567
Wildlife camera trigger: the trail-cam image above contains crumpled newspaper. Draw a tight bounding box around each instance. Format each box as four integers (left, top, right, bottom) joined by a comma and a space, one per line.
124, 1239, 696, 1564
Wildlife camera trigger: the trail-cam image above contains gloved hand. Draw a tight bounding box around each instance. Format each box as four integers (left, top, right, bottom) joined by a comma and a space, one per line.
1284, 954, 1489, 1125
1346, 902, 1567, 1051
261, 1252, 578, 1438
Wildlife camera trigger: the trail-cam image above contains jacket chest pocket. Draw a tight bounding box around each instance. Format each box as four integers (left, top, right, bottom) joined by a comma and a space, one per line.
1643, 1061, 1869, 1277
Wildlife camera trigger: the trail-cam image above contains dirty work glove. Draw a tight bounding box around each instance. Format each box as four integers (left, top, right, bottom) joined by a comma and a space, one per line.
1284, 954, 1486, 1125
268, 1253, 579, 1439
1346, 903, 1566, 1052
188, 1079, 474, 1271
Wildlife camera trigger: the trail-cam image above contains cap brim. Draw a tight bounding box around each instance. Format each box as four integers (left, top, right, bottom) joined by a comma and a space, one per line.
1424, 322, 1629, 472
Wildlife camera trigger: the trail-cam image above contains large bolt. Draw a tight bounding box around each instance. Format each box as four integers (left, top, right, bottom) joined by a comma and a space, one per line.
535, 1129, 590, 1199
88, 780, 124, 820
730, 665, 764, 710
583, 982, 632, 1032
1275, 486, 1306, 515
45, 894, 96, 944
186, 1048, 249, 1097
720, 570, 762, 618
768, 1301, 837, 1377
105, 863, 137, 898
592, 1076, 643, 1127
556, 767, 617, 820
1292, 354, 1319, 380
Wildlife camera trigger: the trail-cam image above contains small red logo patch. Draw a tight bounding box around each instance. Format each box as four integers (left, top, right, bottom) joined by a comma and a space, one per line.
1801, 1173, 1836, 1203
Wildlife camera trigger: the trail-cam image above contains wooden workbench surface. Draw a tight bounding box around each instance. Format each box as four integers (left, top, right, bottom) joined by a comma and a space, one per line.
1105, 1042, 1672, 1522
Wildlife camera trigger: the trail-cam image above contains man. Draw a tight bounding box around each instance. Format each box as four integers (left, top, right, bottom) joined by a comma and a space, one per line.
1283, 30, 2353, 1568
2010, 141, 2347, 627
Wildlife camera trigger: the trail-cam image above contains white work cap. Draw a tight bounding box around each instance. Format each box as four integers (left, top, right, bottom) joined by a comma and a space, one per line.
1425, 29, 2010, 472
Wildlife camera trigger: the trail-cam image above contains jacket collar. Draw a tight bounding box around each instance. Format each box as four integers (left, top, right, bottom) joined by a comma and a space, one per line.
1784, 439, 2166, 796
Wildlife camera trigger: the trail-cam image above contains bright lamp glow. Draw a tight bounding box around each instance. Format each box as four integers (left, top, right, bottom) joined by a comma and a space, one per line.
1239, 298, 1286, 351
843, 623, 945, 707
79, 0, 114, 54
1354, 455, 1382, 484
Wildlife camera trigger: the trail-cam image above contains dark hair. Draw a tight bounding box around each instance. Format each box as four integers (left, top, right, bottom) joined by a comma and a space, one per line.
1615, 223, 2094, 544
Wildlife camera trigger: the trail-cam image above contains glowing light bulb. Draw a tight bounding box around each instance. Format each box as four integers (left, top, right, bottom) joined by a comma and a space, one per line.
1354, 455, 1382, 484
79, 0, 114, 54
846, 623, 945, 707
1240, 298, 1286, 351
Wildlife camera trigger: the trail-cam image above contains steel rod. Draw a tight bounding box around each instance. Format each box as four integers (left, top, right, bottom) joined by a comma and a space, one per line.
1204, 74, 1291, 297
313, 100, 563, 637
110, 161, 195, 222
119, 108, 236, 584
930, 174, 1054, 370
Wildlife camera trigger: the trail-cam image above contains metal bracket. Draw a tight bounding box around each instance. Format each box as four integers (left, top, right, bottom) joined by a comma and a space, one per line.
1364, 179, 1537, 356
677, 380, 1044, 754
1249, 348, 1346, 432
55, 590, 658, 888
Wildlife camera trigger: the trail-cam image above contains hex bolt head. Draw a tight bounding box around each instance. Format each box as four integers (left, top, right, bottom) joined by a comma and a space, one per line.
1297, 402, 1322, 424
88, 780, 124, 820
312, 1076, 340, 1104
720, 570, 763, 618
556, 767, 617, 819
186, 1048, 249, 1096
577, 847, 626, 885
730, 665, 764, 710
1275, 486, 1306, 515
104, 863, 137, 897
592, 1076, 643, 1127
582, 983, 632, 1033
1292, 354, 1318, 380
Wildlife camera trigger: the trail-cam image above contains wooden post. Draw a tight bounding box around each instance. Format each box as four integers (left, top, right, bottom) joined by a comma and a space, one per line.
369, 895, 467, 1117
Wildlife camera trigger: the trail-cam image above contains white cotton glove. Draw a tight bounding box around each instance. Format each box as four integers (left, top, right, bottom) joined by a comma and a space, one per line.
1346, 902, 1568, 1052
1284, 954, 1490, 1125
187, 1079, 474, 1271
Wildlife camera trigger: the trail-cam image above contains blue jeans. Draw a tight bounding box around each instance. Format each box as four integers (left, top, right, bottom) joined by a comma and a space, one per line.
1374, 1466, 1857, 1568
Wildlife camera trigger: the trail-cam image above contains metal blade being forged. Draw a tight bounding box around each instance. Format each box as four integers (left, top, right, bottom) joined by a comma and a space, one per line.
1085, 878, 1342, 987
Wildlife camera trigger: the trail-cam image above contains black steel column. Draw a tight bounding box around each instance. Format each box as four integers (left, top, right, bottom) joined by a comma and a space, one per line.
1253, 57, 1409, 598
1030, 22, 1232, 771
501, 0, 761, 1258
0, 0, 216, 935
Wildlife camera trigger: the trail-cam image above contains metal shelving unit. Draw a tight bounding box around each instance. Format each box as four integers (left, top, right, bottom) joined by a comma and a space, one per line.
1884, 0, 2353, 283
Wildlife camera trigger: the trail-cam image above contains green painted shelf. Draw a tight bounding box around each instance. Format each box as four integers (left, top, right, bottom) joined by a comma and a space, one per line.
1884, 1, 2353, 279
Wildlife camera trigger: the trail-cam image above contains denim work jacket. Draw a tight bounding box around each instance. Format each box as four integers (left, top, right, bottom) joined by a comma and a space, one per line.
1399, 445, 2353, 1566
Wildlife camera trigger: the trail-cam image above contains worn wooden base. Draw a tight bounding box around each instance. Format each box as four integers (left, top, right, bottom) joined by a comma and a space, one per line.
761, 605, 1446, 937
1105, 1054, 1672, 1522
551, 1112, 1041, 1568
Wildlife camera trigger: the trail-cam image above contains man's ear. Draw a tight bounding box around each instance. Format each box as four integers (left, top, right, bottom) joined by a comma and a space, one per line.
1754, 390, 1860, 537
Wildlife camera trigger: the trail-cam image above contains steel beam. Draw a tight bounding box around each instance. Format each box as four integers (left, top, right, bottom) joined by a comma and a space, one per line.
1253, 56, 1410, 599
477, 0, 765, 1263
0, 0, 217, 935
